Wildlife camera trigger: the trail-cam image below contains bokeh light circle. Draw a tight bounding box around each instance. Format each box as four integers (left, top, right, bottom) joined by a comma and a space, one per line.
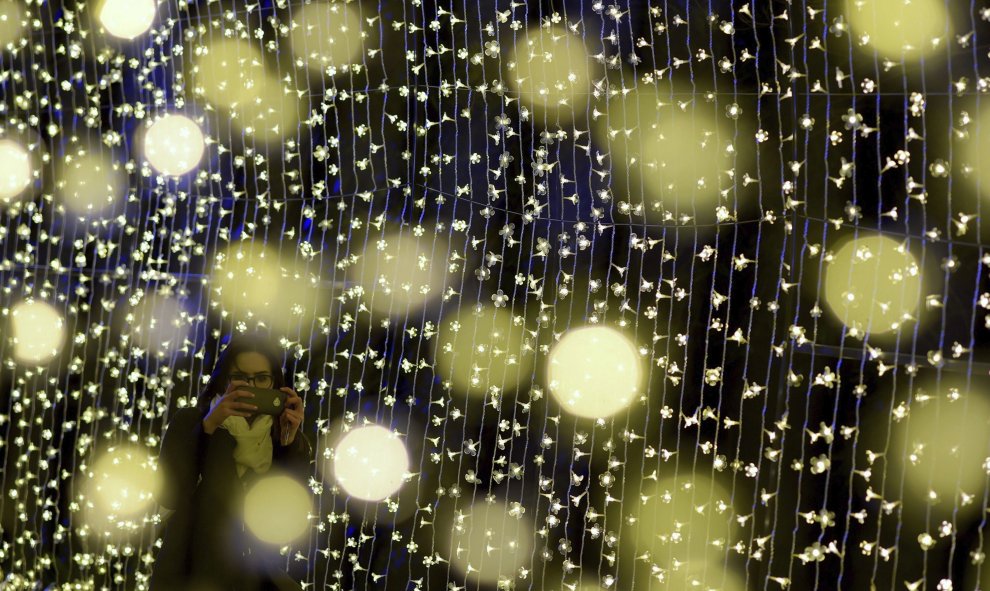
332, 425, 408, 502
627, 472, 737, 570
192, 37, 299, 141
87, 445, 162, 518
288, 1, 365, 74
212, 242, 326, 333
243, 475, 311, 545
596, 88, 736, 222
507, 24, 594, 120
0, 139, 33, 203
442, 499, 535, 586
892, 385, 990, 512
844, 0, 949, 60
143, 114, 206, 176
823, 234, 922, 335
127, 293, 191, 357
547, 325, 641, 418
347, 229, 451, 317
99, 0, 156, 40
436, 304, 534, 398
0, 0, 26, 50
11, 299, 66, 364
56, 149, 127, 215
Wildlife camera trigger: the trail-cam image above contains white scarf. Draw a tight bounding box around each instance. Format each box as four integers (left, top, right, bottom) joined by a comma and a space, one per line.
210, 394, 274, 479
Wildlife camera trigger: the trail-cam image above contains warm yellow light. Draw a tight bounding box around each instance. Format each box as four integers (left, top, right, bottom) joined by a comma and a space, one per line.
959, 107, 990, 205
572, 581, 606, 591
11, 299, 65, 364
547, 325, 641, 418
192, 37, 299, 141
243, 475, 311, 545
628, 473, 737, 572
98, 0, 156, 40
892, 386, 990, 513
332, 425, 408, 502
212, 242, 325, 333
656, 559, 746, 590
507, 24, 594, 120
56, 149, 127, 214
595, 88, 735, 222
844, 0, 948, 59
0, 1, 25, 50
0, 139, 32, 203
289, 1, 364, 74
436, 304, 534, 398
442, 499, 535, 586
143, 114, 205, 176
823, 235, 922, 334
347, 230, 450, 317
87, 445, 162, 518
215, 243, 283, 319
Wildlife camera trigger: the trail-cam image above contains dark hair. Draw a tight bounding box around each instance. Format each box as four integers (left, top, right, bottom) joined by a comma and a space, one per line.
194, 330, 288, 418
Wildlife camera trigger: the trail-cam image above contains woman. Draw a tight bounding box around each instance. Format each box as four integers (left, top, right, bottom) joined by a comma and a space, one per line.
149, 332, 312, 591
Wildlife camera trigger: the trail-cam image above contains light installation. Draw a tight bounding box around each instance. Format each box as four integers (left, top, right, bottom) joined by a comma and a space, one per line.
0, 1, 988, 590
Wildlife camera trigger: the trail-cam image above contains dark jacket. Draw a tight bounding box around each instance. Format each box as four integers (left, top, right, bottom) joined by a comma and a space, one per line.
149, 407, 313, 591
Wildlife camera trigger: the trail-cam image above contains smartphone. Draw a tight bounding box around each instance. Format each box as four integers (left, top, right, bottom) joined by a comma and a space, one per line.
238, 386, 287, 416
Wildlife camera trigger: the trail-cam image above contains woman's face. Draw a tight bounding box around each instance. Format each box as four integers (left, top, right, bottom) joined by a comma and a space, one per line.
228, 351, 274, 388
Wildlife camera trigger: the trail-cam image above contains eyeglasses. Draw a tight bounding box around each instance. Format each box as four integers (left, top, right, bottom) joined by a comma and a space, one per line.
227, 372, 274, 389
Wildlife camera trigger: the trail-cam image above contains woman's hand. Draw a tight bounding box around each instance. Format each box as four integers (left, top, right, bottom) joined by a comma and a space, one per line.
278, 387, 304, 446
202, 381, 258, 434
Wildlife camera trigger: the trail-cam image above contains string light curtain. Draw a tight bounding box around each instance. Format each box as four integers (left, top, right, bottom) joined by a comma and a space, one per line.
0, 0, 988, 590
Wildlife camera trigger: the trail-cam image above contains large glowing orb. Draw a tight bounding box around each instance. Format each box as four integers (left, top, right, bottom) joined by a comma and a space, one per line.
548, 325, 642, 418
332, 425, 408, 502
